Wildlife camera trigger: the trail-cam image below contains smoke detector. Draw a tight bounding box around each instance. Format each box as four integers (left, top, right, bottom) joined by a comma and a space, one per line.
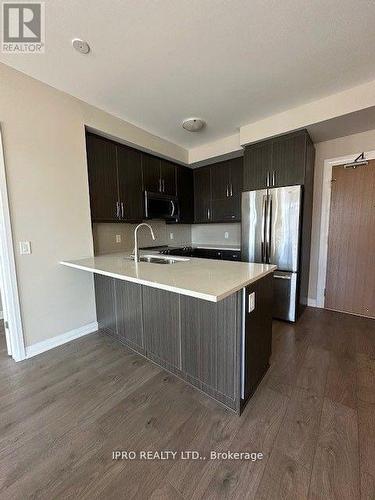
182, 118, 206, 132
72, 38, 90, 54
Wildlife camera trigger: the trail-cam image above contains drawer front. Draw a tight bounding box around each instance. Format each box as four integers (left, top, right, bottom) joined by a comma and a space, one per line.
221, 250, 241, 261
273, 271, 298, 322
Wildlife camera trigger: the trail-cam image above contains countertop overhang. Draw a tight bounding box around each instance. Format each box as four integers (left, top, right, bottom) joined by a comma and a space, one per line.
60, 252, 276, 302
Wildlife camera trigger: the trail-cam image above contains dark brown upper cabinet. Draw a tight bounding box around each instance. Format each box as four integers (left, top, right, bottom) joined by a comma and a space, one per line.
86, 133, 119, 222
211, 157, 243, 222
160, 160, 177, 195
86, 132, 143, 222
243, 130, 310, 191
174, 165, 194, 224
271, 132, 306, 187
194, 166, 211, 223
243, 141, 273, 191
142, 155, 176, 195
142, 154, 161, 193
211, 161, 229, 200
230, 157, 243, 197
117, 144, 143, 221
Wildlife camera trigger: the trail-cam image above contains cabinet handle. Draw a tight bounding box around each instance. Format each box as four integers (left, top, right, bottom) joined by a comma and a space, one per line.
207, 208, 210, 220
226, 185, 229, 197
266, 171, 270, 187
230, 183, 233, 197
272, 171, 276, 186
116, 201, 120, 218
121, 202, 124, 218
159, 178, 162, 192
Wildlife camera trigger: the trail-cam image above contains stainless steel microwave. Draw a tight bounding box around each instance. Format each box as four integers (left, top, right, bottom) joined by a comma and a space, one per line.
144, 191, 179, 221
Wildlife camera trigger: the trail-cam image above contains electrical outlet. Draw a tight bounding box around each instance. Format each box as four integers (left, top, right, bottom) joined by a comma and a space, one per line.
115, 234, 121, 243
169, 232, 174, 240
19, 241, 31, 255
248, 292, 256, 313
224, 232, 229, 239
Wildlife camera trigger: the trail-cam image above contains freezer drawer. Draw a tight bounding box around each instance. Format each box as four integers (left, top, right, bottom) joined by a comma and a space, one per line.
273, 271, 298, 322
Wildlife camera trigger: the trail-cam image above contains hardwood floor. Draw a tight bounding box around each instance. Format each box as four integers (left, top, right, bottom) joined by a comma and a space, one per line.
0, 308, 374, 499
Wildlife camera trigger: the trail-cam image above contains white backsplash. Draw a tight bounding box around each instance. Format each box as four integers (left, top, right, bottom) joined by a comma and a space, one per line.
93, 221, 241, 255
191, 223, 241, 247
92, 221, 192, 255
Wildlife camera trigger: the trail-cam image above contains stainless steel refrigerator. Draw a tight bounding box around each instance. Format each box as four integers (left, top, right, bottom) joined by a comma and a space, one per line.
241, 185, 302, 322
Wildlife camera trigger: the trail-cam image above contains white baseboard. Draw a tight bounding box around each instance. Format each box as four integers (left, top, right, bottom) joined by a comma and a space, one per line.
25, 321, 98, 359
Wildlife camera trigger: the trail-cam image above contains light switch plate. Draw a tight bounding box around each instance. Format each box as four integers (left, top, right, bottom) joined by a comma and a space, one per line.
169, 232, 174, 240
248, 292, 255, 313
224, 232, 229, 239
19, 241, 31, 255
115, 234, 121, 243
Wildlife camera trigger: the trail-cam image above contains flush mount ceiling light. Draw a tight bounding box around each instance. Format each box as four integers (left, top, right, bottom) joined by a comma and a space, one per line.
182, 118, 206, 132
72, 38, 90, 54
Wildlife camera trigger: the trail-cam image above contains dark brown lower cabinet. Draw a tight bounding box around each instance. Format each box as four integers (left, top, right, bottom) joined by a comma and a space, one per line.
115, 280, 143, 350
94, 274, 273, 414
94, 274, 116, 334
180, 293, 240, 404
211, 196, 240, 222
142, 287, 180, 369
242, 274, 273, 406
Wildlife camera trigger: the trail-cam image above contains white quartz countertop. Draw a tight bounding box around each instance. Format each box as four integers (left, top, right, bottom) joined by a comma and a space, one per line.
60, 252, 276, 302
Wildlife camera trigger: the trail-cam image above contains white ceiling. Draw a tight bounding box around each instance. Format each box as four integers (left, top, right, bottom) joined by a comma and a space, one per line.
2, 0, 375, 149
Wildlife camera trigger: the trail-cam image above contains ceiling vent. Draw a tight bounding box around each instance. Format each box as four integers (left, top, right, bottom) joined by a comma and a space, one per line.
182, 118, 206, 132
72, 38, 90, 54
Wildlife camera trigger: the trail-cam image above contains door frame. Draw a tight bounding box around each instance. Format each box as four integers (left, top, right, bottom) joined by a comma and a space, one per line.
316, 149, 375, 308
0, 127, 26, 361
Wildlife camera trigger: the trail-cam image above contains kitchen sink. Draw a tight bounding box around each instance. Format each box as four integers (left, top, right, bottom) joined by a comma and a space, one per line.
126, 255, 189, 265
139, 256, 177, 264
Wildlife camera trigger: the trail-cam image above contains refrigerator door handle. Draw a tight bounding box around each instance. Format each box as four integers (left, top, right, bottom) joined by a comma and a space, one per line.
265, 194, 272, 262
274, 274, 292, 280
261, 194, 267, 262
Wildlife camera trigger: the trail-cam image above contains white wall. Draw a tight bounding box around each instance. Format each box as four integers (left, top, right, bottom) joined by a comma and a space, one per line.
0, 63, 187, 348
308, 128, 375, 301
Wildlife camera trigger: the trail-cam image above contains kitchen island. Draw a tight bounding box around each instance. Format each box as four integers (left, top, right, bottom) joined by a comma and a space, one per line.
61, 253, 276, 414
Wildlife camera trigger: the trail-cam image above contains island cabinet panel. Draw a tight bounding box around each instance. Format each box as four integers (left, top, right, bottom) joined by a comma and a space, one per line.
94, 274, 116, 334
180, 293, 240, 404
142, 287, 181, 370
242, 274, 273, 405
115, 280, 143, 351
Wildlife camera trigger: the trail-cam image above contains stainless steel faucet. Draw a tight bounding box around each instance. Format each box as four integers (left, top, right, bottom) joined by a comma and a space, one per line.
133, 223, 155, 262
